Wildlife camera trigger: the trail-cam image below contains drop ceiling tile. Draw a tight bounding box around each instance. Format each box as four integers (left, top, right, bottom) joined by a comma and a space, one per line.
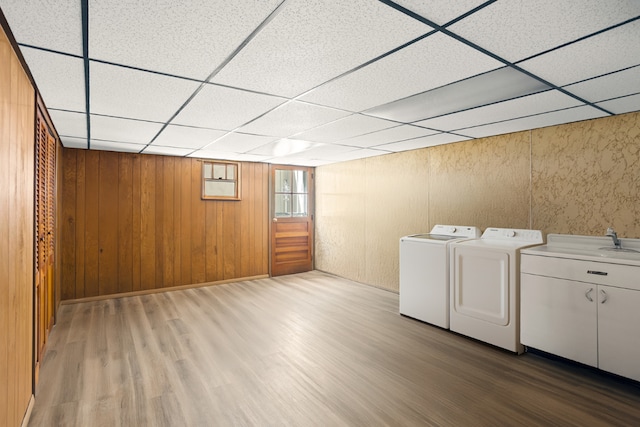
365, 67, 550, 123
449, 0, 640, 62
391, 1, 490, 26
338, 125, 438, 148
90, 141, 146, 153
270, 158, 334, 167
597, 94, 640, 114
152, 125, 227, 149
90, 115, 164, 144
89, 0, 283, 80
142, 146, 193, 157
564, 66, 640, 103
286, 143, 355, 159
518, 20, 640, 87
247, 139, 320, 157
293, 115, 397, 143
415, 90, 583, 131
90, 61, 201, 122
202, 132, 277, 153
21, 48, 85, 112
211, 0, 431, 97
60, 136, 88, 149
376, 133, 471, 151
238, 101, 351, 137
0, 1, 82, 55
300, 32, 502, 112
321, 148, 391, 162
172, 84, 286, 130
461, 106, 609, 138
49, 110, 87, 138
190, 150, 272, 163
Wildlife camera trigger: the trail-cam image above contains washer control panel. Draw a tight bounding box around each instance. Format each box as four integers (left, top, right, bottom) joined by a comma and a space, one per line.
482, 228, 544, 243
431, 224, 481, 238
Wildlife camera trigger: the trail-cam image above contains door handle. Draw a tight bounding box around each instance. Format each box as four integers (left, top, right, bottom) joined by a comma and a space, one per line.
272, 218, 278, 222
600, 289, 608, 304
585, 288, 594, 302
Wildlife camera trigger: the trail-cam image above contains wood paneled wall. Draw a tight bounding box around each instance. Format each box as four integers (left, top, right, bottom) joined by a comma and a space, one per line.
0, 26, 36, 427
60, 149, 270, 299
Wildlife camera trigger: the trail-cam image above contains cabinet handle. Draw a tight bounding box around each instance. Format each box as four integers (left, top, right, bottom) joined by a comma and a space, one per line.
600, 289, 608, 304
585, 288, 594, 302
587, 270, 608, 276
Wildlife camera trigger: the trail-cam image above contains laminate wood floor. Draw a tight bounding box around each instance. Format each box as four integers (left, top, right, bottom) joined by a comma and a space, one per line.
29, 271, 640, 426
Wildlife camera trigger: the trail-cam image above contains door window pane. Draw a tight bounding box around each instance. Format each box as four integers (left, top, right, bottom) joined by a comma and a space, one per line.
275, 194, 292, 217
292, 194, 308, 217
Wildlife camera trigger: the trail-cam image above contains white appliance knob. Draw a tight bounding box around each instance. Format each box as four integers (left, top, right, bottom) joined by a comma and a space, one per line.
449, 227, 457, 233
506, 230, 516, 237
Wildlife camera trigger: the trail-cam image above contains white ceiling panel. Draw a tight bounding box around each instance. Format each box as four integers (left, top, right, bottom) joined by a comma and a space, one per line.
170, 84, 285, 130
202, 132, 277, 153
60, 136, 88, 149
142, 146, 194, 157
300, 32, 502, 112
266, 155, 333, 167
449, 0, 640, 62
564, 66, 640, 103
153, 125, 227, 149
286, 143, 355, 160
190, 150, 272, 163
337, 125, 437, 148
247, 138, 319, 157
90, 140, 146, 153
518, 20, 640, 87
238, 101, 350, 137
319, 148, 391, 162
211, 0, 431, 97
293, 115, 397, 143
391, 1, 489, 26
21, 47, 85, 112
376, 133, 471, 151
49, 110, 87, 138
89, 0, 283, 80
461, 106, 609, 138
90, 115, 164, 144
90, 61, 201, 121
597, 94, 640, 115
0, 0, 82, 55
415, 90, 583, 132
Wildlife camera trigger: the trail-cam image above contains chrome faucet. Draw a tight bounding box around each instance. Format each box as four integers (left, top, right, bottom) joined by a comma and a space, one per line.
605, 227, 622, 249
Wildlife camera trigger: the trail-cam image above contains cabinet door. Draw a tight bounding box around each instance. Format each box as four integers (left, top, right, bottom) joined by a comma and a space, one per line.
521, 274, 598, 367
598, 285, 640, 382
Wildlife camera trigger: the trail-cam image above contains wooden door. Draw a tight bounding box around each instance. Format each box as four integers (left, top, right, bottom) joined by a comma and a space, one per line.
270, 165, 314, 276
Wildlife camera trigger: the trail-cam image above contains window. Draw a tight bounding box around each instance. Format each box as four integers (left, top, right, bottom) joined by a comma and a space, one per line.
202, 160, 241, 200
274, 169, 308, 217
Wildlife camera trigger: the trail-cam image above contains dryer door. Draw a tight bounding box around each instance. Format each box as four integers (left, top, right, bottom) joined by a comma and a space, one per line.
451, 246, 510, 326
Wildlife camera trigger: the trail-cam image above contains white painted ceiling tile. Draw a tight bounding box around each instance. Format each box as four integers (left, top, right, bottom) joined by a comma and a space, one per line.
238, 101, 351, 137
202, 133, 277, 153
21, 47, 85, 112
287, 143, 355, 159
153, 125, 227, 149
191, 150, 272, 163
270, 158, 334, 167
336, 125, 438, 148
90, 141, 146, 153
142, 146, 194, 157
449, 0, 640, 62
49, 110, 87, 138
90, 61, 201, 122
321, 148, 391, 162
392, 0, 489, 26
377, 133, 471, 151
518, 20, 640, 87
461, 106, 609, 138
60, 136, 88, 149
293, 115, 397, 143
89, 0, 283, 80
415, 90, 583, 131
172, 84, 286, 130
90, 115, 164, 144
597, 94, 640, 115
211, 0, 431, 97
247, 139, 320, 157
564, 66, 640, 103
300, 33, 502, 112
0, 0, 82, 55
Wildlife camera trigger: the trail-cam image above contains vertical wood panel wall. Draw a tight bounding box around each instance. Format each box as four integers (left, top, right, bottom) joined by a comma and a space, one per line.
60, 149, 269, 299
0, 26, 36, 427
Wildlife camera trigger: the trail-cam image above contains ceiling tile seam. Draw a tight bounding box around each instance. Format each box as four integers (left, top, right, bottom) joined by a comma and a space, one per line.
439, 0, 497, 28
380, 0, 616, 117
140, 0, 291, 155
16, 43, 83, 60
514, 15, 640, 65
82, 0, 90, 149
594, 91, 640, 104
562, 63, 640, 88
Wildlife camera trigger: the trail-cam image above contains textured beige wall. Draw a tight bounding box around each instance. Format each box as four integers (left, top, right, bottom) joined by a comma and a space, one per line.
315, 111, 640, 292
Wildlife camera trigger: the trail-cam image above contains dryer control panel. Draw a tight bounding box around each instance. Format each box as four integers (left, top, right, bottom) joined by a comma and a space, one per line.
482, 228, 543, 243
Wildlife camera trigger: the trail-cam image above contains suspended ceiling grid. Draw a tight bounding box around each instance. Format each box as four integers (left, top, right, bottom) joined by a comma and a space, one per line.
1, 0, 639, 166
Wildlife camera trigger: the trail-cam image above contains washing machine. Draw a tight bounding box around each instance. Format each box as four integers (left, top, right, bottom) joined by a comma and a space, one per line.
399, 225, 481, 328
449, 227, 543, 353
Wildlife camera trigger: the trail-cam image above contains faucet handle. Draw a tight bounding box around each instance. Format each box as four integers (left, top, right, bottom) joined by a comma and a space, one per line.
606, 227, 616, 236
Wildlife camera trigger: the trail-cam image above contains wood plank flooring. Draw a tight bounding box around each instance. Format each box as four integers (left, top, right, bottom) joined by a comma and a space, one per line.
29, 271, 640, 426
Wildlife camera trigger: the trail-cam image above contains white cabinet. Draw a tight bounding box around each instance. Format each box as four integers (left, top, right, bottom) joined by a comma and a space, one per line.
521, 252, 640, 382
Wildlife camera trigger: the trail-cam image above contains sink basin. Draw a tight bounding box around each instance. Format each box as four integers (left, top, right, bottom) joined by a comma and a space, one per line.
598, 246, 640, 254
